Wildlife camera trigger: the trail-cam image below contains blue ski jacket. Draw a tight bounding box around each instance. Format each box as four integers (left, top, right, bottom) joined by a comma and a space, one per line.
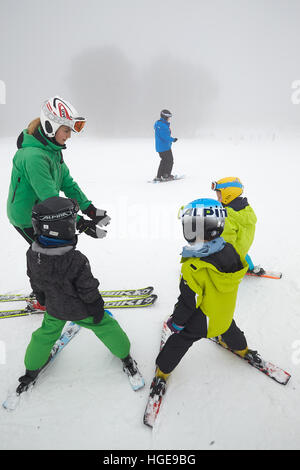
154, 118, 176, 152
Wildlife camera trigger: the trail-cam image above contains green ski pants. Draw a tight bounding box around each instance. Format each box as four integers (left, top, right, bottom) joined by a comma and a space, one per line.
24, 311, 131, 371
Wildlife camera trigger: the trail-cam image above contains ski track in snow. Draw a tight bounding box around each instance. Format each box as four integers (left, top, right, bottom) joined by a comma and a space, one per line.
0, 135, 300, 450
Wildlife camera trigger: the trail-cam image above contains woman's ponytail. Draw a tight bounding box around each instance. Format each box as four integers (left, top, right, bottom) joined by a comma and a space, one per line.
27, 118, 41, 135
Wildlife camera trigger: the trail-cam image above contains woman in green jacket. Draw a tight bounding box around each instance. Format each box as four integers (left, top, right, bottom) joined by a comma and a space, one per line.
148, 198, 261, 397
7, 96, 110, 244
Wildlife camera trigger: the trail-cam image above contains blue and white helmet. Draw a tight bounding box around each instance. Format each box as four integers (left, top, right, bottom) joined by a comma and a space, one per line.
180, 198, 227, 243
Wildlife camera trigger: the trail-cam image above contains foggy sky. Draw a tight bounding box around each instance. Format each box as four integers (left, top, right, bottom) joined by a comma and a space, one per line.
0, 0, 299, 137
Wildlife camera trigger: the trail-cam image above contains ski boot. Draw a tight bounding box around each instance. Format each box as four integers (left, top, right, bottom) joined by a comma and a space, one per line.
162, 174, 175, 181
17, 354, 53, 395
216, 337, 263, 367
247, 265, 266, 276
149, 375, 167, 399
241, 349, 263, 367
26, 293, 46, 313
29, 301, 46, 312
121, 355, 145, 390
150, 366, 170, 397
17, 369, 41, 394
122, 354, 139, 375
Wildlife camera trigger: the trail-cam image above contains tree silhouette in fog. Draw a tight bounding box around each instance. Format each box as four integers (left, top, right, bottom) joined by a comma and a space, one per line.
141, 55, 217, 137
69, 48, 217, 137
68, 46, 138, 137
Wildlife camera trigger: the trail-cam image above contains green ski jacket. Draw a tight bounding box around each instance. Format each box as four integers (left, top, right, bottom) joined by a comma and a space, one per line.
7, 128, 91, 228
222, 203, 257, 261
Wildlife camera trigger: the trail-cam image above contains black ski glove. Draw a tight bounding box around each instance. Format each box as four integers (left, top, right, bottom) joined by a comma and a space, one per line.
77, 216, 107, 239
85, 296, 105, 324
173, 138, 178, 142
82, 204, 111, 227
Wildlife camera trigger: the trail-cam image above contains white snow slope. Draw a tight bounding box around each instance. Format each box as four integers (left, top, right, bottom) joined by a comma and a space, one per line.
0, 135, 300, 450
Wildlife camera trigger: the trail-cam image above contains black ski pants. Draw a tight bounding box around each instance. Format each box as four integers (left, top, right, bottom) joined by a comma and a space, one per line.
157, 149, 174, 178
156, 310, 247, 374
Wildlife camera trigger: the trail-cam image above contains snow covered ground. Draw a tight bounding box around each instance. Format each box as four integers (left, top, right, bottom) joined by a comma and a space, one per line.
0, 134, 300, 450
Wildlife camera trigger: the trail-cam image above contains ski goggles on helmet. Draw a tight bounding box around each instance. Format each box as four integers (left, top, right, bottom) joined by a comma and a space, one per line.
72, 118, 86, 134
42, 102, 86, 134
211, 181, 243, 191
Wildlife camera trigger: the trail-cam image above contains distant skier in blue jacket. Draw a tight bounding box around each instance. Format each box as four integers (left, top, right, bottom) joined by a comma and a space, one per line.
153, 109, 178, 181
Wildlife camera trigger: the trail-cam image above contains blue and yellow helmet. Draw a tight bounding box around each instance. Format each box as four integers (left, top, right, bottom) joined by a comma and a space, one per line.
211, 177, 243, 205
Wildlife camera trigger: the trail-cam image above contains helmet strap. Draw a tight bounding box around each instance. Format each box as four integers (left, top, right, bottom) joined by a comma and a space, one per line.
33, 126, 48, 146
35, 126, 66, 154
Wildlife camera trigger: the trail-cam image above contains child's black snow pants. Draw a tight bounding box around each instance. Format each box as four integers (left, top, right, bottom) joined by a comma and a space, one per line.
156, 309, 247, 374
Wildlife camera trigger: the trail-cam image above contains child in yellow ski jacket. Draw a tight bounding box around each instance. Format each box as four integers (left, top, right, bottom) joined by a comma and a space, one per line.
153, 199, 261, 382
211, 177, 259, 273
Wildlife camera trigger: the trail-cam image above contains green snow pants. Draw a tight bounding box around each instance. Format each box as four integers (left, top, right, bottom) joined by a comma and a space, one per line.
24, 311, 131, 371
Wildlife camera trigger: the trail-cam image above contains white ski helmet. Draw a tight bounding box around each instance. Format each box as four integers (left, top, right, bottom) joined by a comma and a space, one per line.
40, 96, 86, 138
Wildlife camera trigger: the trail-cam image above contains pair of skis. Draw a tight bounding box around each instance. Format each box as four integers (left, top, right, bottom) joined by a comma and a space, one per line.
143, 321, 291, 428
3, 317, 146, 411
2, 285, 152, 410
0, 286, 157, 319
148, 174, 185, 184
3, 318, 292, 416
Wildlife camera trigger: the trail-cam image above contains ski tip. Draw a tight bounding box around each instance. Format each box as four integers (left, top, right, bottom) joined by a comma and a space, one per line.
132, 380, 145, 391
140, 294, 158, 306
143, 419, 153, 429
282, 372, 292, 385
143, 412, 155, 428
144, 294, 158, 307
245, 272, 282, 280
2, 393, 20, 411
